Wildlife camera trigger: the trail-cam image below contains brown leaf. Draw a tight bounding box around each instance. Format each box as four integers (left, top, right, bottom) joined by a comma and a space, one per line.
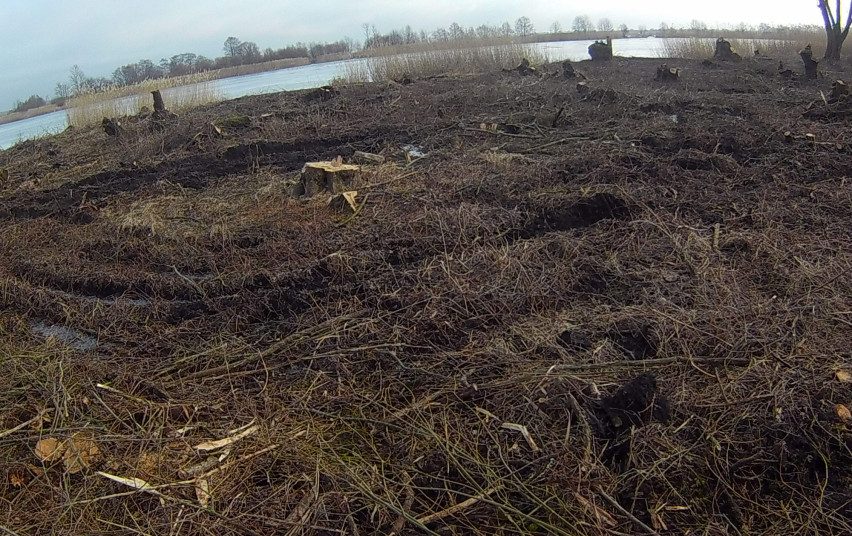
9, 469, 27, 488
63, 432, 101, 474
835, 370, 852, 383
34, 437, 66, 462
835, 404, 852, 424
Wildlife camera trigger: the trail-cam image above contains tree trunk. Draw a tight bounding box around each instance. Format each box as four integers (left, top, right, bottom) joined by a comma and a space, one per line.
819, 1, 852, 60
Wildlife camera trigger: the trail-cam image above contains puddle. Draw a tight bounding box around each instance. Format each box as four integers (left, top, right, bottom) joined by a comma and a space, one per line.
30, 321, 98, 351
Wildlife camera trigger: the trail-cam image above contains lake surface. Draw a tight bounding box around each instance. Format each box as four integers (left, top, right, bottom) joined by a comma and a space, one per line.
0, 37, 684, 150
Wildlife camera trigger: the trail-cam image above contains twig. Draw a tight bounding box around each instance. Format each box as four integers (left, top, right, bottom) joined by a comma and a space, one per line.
596, 487, 660, 535
416, 484, 504, 525
390, 471, 415, 535
0, 411, 49, 439
462, 127, 541, 139
519, 135, 592, 153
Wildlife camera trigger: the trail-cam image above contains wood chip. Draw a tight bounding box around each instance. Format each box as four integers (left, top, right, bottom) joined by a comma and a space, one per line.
836, 404, 851, 423
835, 370, 852, 383
195, 478, 211, 507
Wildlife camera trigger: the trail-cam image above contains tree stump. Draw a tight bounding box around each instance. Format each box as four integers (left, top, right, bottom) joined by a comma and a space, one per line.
713, 38, 741, 61
588, 37, 613, 61
830, 80, 849, 102
504, 58, 536, 75
562, 60, 577, 79
152, 90, 166, 113
800, 45, 819, 80
301, 161, 361, 197
102, 118, 123, 137
655, 64, 680, 82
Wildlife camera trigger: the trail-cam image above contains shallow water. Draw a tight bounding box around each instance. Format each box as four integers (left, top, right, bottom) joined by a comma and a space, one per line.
0, 37, 693, 150
30, 321, 98, 351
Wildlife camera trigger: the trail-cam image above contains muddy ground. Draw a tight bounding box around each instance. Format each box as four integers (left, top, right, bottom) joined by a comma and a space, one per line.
0, 57, 850, 535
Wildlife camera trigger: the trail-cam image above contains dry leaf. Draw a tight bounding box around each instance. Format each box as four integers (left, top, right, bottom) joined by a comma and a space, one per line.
835, 370, 852, 383
34, 437, 66, 462
9, 469, 26, 488
136, 452, 162, 479
63, 433, 101, 474
195, 478, 211, 507
835, 404, 852, 423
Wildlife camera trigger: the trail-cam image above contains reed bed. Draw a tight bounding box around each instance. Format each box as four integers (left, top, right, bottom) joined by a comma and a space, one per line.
342, 42, 547, 83
66, 75, 222, 127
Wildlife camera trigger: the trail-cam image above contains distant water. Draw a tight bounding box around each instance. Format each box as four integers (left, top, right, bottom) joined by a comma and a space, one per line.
0, 37, 693, 150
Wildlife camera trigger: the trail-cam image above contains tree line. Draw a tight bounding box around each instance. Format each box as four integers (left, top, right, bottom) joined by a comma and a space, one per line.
42, 36, 352, 106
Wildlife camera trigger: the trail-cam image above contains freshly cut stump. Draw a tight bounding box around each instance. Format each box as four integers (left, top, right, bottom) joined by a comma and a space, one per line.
301, 162, 361, 197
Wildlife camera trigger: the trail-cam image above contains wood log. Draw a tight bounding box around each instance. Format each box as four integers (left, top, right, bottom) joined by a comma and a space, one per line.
301, 161, 361, 197
352, 151, 386, 164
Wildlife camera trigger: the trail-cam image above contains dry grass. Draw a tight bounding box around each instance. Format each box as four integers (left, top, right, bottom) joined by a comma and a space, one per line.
1, 58, 851, 535
658, 34, 852, 61
66, 75, 222, 127
341, 42, 547, 83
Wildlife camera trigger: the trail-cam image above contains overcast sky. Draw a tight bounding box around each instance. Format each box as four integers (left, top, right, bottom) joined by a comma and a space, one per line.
0, 0, 818, 110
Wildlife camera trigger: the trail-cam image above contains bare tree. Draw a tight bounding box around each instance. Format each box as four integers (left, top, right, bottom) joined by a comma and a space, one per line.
659, 22, 670, 36
515, 16, 534, 37
598, 18, 614, 33
69, 65, 87, 94
223, 37, 242, 57
619, 23, 629, 37
573, 15, 595, 35
818, 1, 852, 60
550, 21, 563, 34
501, 21, 514, 37
690, 19, 708, 34
54, 82, 71, 101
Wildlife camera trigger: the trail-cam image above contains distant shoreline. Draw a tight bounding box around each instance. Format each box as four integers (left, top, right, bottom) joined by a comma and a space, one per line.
0, 32, 820, 128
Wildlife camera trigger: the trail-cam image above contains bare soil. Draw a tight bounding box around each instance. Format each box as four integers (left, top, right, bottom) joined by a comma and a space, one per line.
0, 57, 850, 535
